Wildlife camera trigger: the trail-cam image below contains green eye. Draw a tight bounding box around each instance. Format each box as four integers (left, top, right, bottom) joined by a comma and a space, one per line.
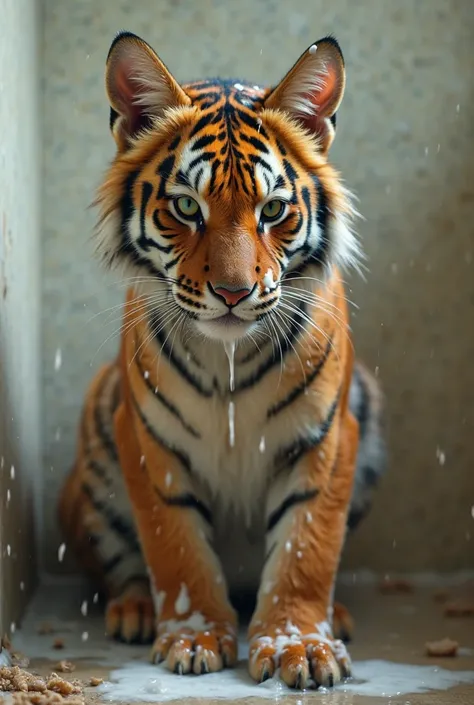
175, 196, 200, 219
261, 199, 285, 222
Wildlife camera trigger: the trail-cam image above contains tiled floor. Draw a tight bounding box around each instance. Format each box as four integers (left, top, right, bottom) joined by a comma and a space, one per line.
6, 576, 474, 704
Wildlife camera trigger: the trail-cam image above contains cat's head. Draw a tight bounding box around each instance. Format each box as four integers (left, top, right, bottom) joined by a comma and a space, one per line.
95, 32, 359, 343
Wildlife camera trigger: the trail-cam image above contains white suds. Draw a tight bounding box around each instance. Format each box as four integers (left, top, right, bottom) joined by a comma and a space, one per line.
81, 601, 88, 617
58, 543, 66, 562
228, 401, 235, 447
174, 583, 190, 615
262, 268, 276, 292
160, 612, 212, 635
54, 348, 62, 371
233, 83, 244, 90
259, 436, 266, 453
308, 44, 317, 54
285, 541, 292, 552
223, 341, 235, 392
165, 472, 172, 488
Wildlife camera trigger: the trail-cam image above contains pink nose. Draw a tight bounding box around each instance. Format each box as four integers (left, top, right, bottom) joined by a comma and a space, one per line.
213, 286, 252, 307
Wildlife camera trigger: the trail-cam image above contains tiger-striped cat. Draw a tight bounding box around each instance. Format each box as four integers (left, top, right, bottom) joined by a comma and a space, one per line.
59, 32, 386, 689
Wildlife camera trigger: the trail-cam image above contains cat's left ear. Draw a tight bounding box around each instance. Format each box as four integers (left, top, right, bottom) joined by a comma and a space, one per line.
264, 36, 345, 153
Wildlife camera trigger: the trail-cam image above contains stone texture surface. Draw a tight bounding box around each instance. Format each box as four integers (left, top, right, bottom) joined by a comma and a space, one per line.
41, 0, 474, 573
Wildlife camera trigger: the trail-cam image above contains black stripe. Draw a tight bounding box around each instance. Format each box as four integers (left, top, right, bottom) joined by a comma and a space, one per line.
190, 113, 215, 138
238, 302, 305, 391
239, 132, 269, 153
188, 152, 216, 171
312, 176, 330, 265
169, 134, 181, 151
273, 390, 341, 475
152, 315, 214, 397
134, 353, 201, 438
131, 392, 195, 475
266, 488, 319, 532
104, 553, 125, 575
155, 487, 212, 526
164, 252, 183, 270
353, 366, 369, 438
87, 458, 113, 487
267, 333, 334, 417
92, 371, 119, 462
137, 181, 173, 253
81, 482, 140, 551
192, 134, 216, 151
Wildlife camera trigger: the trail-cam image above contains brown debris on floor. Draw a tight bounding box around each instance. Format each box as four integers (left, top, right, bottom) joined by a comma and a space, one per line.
0, 665, 83, 704
378, 577, 414, 594
425, 638, 459, 657
444, 599, 474, 618
54, 662, 75, 674
52, 640, 64, 650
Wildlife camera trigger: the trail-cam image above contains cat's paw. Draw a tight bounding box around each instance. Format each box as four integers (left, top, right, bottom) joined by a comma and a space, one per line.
152, 625, 237, 675
249, 623, 351, 689
105, 581, 155, 644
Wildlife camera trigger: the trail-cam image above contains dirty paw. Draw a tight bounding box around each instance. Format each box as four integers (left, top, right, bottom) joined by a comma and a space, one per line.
105, 581, 155, 644
152, 627, 237, 675
249, 626, 351, 689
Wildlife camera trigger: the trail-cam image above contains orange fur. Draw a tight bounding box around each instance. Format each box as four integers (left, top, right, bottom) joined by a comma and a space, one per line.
57, 32, 387, 689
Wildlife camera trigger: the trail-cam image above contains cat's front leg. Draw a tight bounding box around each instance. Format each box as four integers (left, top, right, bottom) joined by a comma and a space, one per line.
248, 409, 358, 689
114, 399, 237, 675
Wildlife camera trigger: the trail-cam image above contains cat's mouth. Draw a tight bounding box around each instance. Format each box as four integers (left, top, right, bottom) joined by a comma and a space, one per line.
195, 313, 256, 342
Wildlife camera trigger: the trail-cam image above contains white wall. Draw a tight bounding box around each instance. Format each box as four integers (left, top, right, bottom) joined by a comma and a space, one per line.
0, 0, 42, 631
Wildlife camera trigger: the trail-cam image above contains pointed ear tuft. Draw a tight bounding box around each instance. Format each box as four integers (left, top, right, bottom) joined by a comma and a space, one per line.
105, 31, 191, 150
264, 36, 345, 153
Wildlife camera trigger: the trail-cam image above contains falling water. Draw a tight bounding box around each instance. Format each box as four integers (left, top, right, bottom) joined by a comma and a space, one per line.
224, 342, 236, 447
228, 401, 235, 448
223, 341, 235, 392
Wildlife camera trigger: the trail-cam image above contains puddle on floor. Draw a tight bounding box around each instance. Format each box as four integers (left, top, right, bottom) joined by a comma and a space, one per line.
97, 651, 474, 701
7, 573, 474, 703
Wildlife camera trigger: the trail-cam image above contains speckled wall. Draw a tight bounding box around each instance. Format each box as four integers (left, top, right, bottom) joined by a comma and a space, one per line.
42, 0, 474, 574
1, 0, 41, 628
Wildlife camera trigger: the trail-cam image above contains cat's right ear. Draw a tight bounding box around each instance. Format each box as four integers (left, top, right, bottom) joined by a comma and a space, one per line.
105, 31, 191, 150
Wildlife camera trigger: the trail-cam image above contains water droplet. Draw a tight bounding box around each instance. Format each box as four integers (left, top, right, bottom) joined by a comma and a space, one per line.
81, 600, 88, 617
10, 622, 16, 634
471, 505, 474, 519
93, 592, 99, 604
6, 489, 11, 504
81, 631, 89, 642
7, 544, 11, 556
144, 370, 150, 379
58, 543, 66, 562
165, 472, 173, 488
54, 348, 62, 371
259, 436, 266, 453
10, 465, 15, 480
285, 541, 292, 552
140, 455, 145, 467
20, 581, 25, 591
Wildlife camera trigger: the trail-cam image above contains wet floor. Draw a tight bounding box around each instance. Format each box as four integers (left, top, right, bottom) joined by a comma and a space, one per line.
6, 574, 474, 705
